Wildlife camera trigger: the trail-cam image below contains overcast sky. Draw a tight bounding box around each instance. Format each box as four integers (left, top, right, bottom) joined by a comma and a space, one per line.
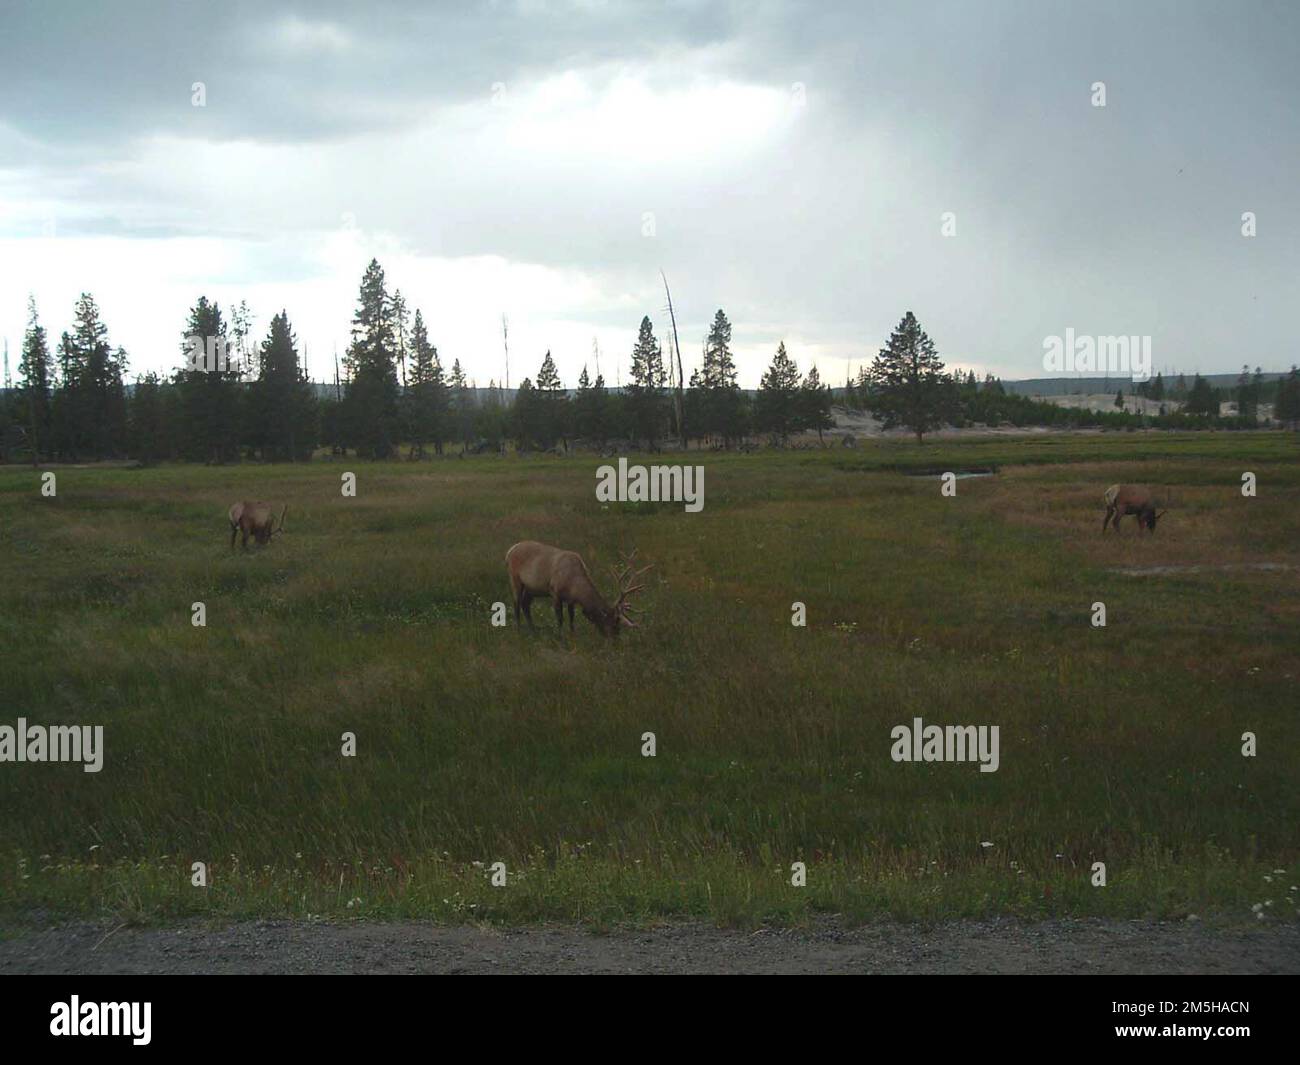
1, 0, 1296, 388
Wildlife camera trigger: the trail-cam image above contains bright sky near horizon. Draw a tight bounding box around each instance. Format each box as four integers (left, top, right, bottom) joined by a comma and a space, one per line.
1, 0, 1296, 387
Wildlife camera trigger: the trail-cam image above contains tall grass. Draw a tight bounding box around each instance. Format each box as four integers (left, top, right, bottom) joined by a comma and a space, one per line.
1, 432, 1297, 926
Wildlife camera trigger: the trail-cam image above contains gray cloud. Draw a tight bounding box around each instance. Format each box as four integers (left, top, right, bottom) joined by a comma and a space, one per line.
2, 0, 1297, 383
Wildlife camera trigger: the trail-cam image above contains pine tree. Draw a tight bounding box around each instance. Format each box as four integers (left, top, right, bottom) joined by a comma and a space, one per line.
684, 366, 706, 446
853, 365, 872, 412
1185, 374, 1218, 416
702, 309, 736, 389
866, 311, 950, 443
103, 345, 130, 458
756, 341, 802, 442
513, 377, 537, 450
535, 350, 567, 449
407, 308, 447, 456
536, 350, 561, 392
590, 370, 611, 445
51, 329, 83, 459
1236, 364, 1256, 422
449, 358, 473, 451
799, 364, 834, 444
229, 300, 254, 377
177, 296, 239, 463
320, 396, 344, 455
253, 311, 316, 460
56, 294, 129, 459
343, 259, 400, 458
702, 309, 742, 443
129, 372, 165, 465
390, 289, 410, 391
626, 316, 666, 447
1274, 366, 1300, 429
476, 379, 509, 452
19, 296, 52, 462
574, 365, 599, 444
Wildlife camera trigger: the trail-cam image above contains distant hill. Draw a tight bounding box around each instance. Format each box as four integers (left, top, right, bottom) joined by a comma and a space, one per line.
1001, 373, 1286, 397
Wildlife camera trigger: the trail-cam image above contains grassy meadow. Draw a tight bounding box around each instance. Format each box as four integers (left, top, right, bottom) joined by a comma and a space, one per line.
1, 431, 1298, 928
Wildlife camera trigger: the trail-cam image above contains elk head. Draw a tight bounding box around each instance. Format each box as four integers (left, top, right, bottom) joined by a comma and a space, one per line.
254, 504, 288, 544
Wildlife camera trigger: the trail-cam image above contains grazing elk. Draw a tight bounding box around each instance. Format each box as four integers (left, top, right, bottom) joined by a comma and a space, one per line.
506, 541, 651, 637
1102, 484, 1166, 533
228, 501, 287, 549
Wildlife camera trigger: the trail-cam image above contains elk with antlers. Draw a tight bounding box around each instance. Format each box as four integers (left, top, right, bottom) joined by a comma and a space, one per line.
229, 501, 288, 549
506, 540, 650, 636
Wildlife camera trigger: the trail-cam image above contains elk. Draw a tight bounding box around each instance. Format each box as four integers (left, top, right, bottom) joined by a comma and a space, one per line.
1102, 484, 1166, 533
229, 501, 287, 549
506, 541, 651, 636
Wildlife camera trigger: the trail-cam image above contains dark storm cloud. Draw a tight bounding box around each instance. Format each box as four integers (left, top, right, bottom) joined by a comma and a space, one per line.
1, 0, 1298, 380
0, 0, 739, 147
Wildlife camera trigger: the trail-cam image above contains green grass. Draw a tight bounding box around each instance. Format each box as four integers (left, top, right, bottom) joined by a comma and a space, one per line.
1, 431, 1298, 928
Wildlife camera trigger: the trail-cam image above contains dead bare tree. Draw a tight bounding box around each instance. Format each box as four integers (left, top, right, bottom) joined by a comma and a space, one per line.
661, 270, 686, 446
502, 313, 510, 390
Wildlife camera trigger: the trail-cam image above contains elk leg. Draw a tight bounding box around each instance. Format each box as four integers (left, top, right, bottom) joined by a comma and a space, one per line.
521, 591, 536, 629
554, 600, 564, 633
1102, 507, 1114, 532
568, 603, 575, 632
230, 524, 238, 551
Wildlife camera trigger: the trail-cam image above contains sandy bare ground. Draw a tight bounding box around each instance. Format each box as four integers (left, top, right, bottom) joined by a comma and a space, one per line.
824, 408, 1077, 440
2, 918, 1296, 974
1113, 563, 1294, 577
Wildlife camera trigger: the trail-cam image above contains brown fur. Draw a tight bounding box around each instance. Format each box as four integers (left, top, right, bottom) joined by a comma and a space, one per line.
1102, 484, 1166, 533
506, 540, 647, 636
229, 501, 287, 550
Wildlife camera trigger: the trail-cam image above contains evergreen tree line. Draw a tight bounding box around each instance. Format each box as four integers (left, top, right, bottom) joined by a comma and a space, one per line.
4, 289, 320, 464
841, 312, 1300, 439
1, 259, 836, 461
511, 311, 835, 452
4, 271, 1298, 463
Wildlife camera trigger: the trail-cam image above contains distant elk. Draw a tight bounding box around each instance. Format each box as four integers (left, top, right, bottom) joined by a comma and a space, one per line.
1102, 484, 1167, 533
506, 541, 651, 636
228, 501, 288, 549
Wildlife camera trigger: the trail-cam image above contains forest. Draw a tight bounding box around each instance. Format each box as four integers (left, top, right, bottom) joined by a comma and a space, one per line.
5, 258, 1299, 465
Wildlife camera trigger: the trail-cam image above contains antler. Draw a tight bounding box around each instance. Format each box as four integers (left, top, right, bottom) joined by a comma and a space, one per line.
609, 549, 653, 626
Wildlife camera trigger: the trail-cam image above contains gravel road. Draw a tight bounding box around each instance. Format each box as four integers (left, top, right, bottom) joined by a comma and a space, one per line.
2, 917, 1296, 974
